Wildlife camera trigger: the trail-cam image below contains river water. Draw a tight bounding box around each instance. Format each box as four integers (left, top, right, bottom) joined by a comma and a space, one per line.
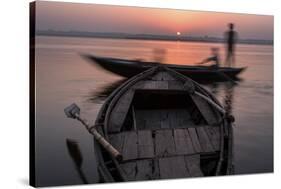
35, 36, 273, 186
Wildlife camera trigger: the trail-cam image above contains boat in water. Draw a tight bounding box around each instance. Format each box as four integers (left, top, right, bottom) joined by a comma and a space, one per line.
85, 55, 246, 82
93, 66, 234, 182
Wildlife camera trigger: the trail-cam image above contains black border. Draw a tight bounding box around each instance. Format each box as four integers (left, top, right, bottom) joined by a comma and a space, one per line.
29, 1, 36, 187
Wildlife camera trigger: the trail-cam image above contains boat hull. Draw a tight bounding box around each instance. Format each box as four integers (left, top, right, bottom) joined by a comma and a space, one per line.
86, 55, 246, 82
93, 66, 234, 182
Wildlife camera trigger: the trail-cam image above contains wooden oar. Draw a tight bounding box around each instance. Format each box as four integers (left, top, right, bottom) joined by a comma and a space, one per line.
66, 139, 89, 184
64, 103, 122, 161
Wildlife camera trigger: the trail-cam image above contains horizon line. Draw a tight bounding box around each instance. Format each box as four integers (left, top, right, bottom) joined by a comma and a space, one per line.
36, 29, 273, 45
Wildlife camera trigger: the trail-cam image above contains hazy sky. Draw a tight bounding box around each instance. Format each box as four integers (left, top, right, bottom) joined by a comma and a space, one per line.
36, 1, 274, 40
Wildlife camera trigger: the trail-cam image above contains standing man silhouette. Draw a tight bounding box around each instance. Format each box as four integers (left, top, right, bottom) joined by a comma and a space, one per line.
225, 23, 237, 67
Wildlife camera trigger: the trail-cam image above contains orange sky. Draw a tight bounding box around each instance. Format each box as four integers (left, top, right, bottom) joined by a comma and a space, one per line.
36, 1, 273, 40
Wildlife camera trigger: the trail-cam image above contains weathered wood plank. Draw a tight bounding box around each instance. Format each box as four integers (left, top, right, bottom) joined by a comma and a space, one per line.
108, 133, 125, 153
181, 118, 196, 128
132, 106, 137, 131
168, 80, 183, 90
160, 110, 170, 129
174, 129, 195, 155
135, 110, 147, 130
145, 110, 161, 130
132, 80, 145, 89
121, 160, 154, 181
122, 131, 138, 161
136, 109, 194, 130
108, 112, 128, 132
162, 72, 176, 81
120, 162, 136, 181
135, 110, 161, 130
168, 109, 185, 128
143, 80, 169, 90
159, 156, 190, 179
190, 95, 218, 125
151, 72, 165, 81
168, 110, 179, 128
188, 128, 202, 153
155, 81, 169, 89
152, 72, 176, 81
138, 130, 154, 158
181, 109, 195, 127
143, 81, 156, 89
151, 159, 160, 179
155, 130, 176, 157
184, 155, 203, 177
108, 90, 135, 132
196, 127, 215, 152
135, 160, 153, 180
114, 90, 135, 113
205, 126, 220, 151
171, 109, 194, 128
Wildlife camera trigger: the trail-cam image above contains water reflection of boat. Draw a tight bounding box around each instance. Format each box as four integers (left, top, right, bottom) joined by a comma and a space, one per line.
85, 55, 246, 82
93, 66, 234, 182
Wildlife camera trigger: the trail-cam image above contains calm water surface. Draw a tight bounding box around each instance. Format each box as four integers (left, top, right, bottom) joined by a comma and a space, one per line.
35, 36, 273, 186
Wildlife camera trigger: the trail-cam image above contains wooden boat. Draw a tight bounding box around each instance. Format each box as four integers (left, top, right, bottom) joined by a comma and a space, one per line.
85, 55, 246, 82
94, 66, 234, 182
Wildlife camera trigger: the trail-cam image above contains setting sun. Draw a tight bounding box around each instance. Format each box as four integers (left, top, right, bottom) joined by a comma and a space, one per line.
177, 32, 181, 36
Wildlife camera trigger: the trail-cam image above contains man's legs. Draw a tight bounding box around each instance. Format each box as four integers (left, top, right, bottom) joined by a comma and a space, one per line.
225, 50, 231, 67
226, 46, 234, 67
231, 51, 235, 67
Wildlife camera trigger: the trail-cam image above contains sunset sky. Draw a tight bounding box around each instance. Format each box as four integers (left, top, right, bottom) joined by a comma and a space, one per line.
36, 1, 274, 40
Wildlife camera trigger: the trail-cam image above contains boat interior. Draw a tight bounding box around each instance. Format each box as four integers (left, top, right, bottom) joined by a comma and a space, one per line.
98, 70, 225, 181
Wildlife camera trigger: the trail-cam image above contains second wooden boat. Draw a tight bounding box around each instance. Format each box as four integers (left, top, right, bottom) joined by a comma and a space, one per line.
86, 55, 246, 82
94, 66, 234, 182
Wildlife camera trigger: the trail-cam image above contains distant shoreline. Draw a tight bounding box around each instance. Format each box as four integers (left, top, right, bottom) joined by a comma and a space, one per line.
36, 30, 273, 46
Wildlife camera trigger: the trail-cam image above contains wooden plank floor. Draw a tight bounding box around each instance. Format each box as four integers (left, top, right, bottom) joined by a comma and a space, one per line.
109, 125, 220, 180
120, 160, 154, 181
196, 127, 215, 152
188, 128, 202, 153
122, 131, 138, 161
155, 130, 176, 157
174, 129, 195, 155
108, 126, 220, 161
120, 154, 204, 180
137, 130, 154, 158
159, 156, 190, 179
184, 155, 203, 177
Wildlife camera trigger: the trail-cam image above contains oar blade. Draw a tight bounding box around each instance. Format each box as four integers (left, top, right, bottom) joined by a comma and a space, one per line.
66, 138, 83, 168
64, 103, 80, 119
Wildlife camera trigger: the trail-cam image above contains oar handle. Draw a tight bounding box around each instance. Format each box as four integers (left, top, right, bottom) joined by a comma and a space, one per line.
88, 127, 122, 161
75, 114, 123, 161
